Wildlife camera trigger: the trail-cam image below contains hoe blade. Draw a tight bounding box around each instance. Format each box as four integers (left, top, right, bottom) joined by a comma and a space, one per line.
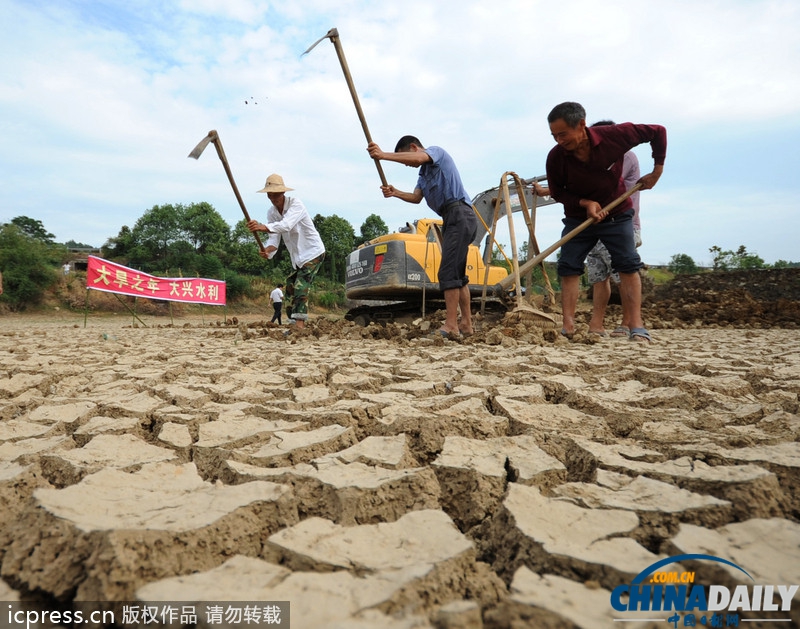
303, 27, 338, 55
187, 131, 217, 160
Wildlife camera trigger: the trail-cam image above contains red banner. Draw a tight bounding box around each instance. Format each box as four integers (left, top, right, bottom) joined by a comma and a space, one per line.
86, 256, 226, 306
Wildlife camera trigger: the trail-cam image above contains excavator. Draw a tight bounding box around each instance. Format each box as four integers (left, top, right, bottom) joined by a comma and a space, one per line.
344, 175, 558, 326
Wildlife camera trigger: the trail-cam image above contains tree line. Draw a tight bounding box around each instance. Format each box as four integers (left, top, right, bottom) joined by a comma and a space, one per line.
102, 202, 389, 284
667, 247, 798, 275
0, 207, 389, 310
1, 207, 797, 312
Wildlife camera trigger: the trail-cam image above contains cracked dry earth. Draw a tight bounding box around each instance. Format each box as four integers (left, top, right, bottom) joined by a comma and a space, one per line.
0, 312, 798, 629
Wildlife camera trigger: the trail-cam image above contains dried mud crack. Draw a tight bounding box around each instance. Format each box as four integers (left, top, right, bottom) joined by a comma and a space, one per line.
1, 271, 799, 628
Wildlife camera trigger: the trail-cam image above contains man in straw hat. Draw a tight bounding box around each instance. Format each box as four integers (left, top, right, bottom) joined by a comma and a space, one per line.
247, 174, 326, 330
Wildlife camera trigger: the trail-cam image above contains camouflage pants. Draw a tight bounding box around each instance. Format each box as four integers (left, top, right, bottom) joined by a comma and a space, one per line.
285, 254, 324, 321
586, 229, 642, 285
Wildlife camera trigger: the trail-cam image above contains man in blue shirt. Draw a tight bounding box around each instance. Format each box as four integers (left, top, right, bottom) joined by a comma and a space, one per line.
368, 136, 477, 337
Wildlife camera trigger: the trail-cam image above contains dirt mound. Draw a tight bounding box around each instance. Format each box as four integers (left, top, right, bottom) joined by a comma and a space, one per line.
644, 268, 800, 329
188, 268, 800, 349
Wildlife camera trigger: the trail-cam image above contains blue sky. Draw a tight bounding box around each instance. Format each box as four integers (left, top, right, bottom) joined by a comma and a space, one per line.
2, 0, 799, 266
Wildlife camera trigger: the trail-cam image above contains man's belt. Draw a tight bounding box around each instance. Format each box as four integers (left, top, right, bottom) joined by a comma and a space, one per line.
438, 199, 468, 216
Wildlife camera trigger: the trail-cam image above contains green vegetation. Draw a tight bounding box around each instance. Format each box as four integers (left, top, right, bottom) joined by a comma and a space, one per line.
313, 214, 356, 284
667, 253, 699, 275
10, 216, 56, 245
646, 266, 674, 285
357, 214, 389, 246
1, 209, 388, 312
103, 202, 232, 275
710, 245, 765, 271
0, 223, 61, 311
1, 208, 797, 314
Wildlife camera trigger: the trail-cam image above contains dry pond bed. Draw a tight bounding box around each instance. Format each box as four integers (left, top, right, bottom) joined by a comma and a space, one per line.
1, 273, 799, 628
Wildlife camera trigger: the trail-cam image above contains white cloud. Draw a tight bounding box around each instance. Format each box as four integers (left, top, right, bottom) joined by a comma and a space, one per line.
177, 0, 271, 23
1, 0, 798, 264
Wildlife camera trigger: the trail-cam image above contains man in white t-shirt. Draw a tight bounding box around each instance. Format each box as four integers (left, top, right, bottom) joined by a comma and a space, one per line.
269, 283, 284, 325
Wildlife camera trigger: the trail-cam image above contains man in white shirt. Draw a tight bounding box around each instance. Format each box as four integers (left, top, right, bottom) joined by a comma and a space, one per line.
247, 174, 326, 330
269, 283, 284, 324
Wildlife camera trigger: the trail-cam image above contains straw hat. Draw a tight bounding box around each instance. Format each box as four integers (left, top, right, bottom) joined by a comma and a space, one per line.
257, 173, 294, 193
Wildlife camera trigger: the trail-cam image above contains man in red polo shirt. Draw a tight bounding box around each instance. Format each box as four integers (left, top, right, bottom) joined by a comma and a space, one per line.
545, 102, 666, 343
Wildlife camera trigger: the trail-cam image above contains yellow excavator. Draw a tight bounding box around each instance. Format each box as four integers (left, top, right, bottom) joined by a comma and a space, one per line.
344, 176, 557, 326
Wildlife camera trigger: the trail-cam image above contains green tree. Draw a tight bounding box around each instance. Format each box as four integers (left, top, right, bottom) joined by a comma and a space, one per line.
357, 214, 389, 246
120, 202, 231, 274
227, 220, 281, 276
129, 204, 183, 270
518, 241, 529, 262
64, 239, 95, 249
709, 246, 729, 270
710, 245, 765, 271
11, 216, 56, 245
668, 253, 699, 275
196, 253, 225, 279
165, 240, 196, 275
490, 243, 512, 272
313, 214, 355, 283
736, 246, 765, 270
183, 202, 231, 255
0, 223, 58, 310
102, 225, 134, 260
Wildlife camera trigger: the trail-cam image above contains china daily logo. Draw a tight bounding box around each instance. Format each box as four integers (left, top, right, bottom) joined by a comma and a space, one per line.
610, 554, 798, 626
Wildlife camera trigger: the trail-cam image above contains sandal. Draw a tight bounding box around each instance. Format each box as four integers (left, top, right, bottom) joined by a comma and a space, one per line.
629, 327, 652, 343
610, 326, 630, 337
435, 329, 462, 339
